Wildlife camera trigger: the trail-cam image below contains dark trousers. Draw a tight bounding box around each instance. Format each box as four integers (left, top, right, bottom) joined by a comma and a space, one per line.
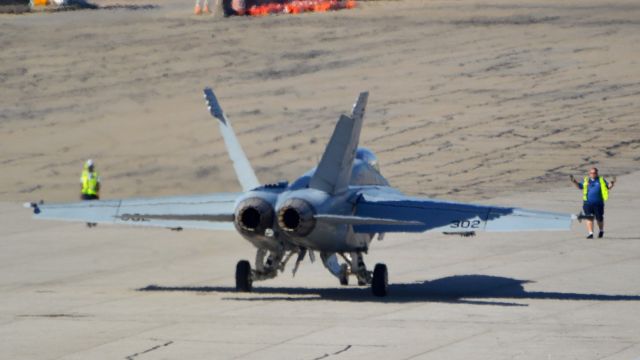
583, 202, 604, 222
81, 194, 99, 200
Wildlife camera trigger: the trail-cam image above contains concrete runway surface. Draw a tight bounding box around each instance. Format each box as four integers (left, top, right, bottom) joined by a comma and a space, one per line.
1, 171, 639, 360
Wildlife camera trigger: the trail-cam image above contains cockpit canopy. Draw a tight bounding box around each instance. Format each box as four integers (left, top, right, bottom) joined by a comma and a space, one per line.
356, 147, 379, 171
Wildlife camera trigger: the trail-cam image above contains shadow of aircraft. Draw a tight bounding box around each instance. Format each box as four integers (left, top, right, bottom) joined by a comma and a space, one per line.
138, 275, 640, 306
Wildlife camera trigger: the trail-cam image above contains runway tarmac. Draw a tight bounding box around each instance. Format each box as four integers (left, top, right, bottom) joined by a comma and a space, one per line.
1, 171, 639, 360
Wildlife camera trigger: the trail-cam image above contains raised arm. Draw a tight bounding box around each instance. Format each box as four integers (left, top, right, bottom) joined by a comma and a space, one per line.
608, 176, 617, 190
569, 175, 582, 190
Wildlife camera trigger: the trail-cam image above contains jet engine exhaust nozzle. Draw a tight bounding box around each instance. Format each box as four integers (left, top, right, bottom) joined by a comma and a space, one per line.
277, 198, 316, 236
234, 197, 275, 236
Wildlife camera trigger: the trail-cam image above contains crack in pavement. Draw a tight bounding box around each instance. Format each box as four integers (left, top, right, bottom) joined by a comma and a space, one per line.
311, 344, 352, 360
124, 341, 173, 360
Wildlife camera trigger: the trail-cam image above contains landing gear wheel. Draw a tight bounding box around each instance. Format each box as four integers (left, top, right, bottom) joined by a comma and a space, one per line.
339, 264, 349, 286
235, 260, 252, 292
371, 263, 388, 297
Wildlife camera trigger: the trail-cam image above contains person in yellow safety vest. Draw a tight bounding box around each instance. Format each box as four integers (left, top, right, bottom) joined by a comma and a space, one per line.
81, 159, 101, 200
81, 159, 101, 228
570, 167, 616, 239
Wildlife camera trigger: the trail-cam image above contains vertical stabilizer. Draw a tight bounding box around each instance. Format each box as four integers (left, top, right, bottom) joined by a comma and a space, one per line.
203, 88, 260, 192
309, 92, 368, 194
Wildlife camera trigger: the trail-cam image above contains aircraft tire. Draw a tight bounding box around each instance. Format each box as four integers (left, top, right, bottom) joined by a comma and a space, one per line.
371, 263, 388, 297
235, 260, 252, 292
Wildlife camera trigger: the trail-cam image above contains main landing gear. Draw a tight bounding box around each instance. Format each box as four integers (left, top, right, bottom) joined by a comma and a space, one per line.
234, 248, 389, 297
371, 263, 388, 297
234, 247, 296, 292
235, 260, 252, 292
322, 252, 389, 297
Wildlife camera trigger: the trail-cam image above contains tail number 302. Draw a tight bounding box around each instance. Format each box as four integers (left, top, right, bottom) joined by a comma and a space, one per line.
450, 220, 481, 229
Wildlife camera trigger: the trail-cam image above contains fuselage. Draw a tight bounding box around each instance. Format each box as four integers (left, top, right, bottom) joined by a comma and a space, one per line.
232, 149, 400, 253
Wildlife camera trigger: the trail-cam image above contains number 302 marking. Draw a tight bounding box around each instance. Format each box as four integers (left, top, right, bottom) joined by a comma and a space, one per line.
450, 219, 481, 229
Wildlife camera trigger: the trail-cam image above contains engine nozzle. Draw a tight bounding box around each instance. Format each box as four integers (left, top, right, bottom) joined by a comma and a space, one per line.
277, 198, 316, 236
234, 197, 275, 236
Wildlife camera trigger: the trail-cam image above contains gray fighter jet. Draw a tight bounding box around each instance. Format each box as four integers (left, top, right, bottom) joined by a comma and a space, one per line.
26, 88, 573, 296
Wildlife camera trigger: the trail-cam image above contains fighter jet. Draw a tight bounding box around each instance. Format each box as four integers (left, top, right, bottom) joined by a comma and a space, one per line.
26, 88, 573, 297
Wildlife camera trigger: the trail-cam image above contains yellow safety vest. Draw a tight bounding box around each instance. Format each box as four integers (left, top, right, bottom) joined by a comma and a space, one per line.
81, 170, 99, 196
582, 176, 608, 202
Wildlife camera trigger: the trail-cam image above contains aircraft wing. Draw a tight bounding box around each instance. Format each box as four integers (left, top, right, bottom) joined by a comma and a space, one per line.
351, 190, 573, 233
25, 193, 240, 231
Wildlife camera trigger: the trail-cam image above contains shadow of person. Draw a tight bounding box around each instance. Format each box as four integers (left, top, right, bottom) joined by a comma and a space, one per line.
138, 275, 640, 306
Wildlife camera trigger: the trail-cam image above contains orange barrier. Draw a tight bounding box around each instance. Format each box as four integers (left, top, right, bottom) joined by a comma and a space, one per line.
246, 0, 355, 16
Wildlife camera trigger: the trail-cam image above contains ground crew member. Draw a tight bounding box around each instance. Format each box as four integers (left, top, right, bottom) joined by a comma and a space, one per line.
81, 159, 100, 227
570, 167, 615, 239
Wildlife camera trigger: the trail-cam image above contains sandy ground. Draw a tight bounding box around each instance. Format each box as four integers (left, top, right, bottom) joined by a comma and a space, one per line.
1, 0, 640, 359
1, 0, 639, 203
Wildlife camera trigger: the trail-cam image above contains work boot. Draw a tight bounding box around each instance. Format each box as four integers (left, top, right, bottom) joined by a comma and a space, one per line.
194, 4, 202, 14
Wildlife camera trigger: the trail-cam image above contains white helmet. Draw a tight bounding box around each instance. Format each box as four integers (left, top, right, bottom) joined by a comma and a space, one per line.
86, 159, 94, 167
